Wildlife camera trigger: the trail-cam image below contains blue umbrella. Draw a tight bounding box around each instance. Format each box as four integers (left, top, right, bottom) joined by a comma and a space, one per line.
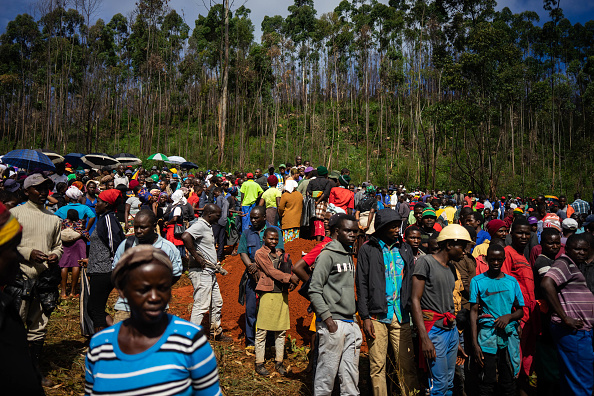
2, 149, 56, 171
64, 153, 88, 169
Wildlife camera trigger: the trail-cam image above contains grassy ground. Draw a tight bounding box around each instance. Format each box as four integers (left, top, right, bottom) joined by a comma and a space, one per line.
41, 274, 376, 396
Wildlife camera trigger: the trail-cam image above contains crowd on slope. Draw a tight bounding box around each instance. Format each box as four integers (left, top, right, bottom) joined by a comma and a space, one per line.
1, 155, 594, 396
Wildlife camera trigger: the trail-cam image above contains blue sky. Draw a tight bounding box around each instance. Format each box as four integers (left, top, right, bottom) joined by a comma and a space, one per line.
0, 0, 592, 39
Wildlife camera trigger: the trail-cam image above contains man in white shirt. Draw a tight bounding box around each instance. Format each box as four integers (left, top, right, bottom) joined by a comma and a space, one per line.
48, 163, 68, 192
113, 165, 129, 188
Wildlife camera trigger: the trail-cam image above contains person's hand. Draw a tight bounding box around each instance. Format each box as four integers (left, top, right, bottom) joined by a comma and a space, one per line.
78, 259, 88, 267
494, 314, 512, 329
30, 250, 48, 264
473, 342, 484, 367
563, 316, 584, 330
247, 263, 258, 274
288, 283, 296, 292
324, 317, 338, 334
289, 274, 300, 285
363, 318, 375, 340
193, 254, 205, 269
47, 254, 59, 265
456, 344, 468, 366
276, 249, 284, 258
124, 225, 129, 233
421, 336, 436, 360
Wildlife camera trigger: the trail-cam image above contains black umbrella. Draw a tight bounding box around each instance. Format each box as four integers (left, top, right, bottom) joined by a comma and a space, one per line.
64, 153, 89, 169
82, 153, 120, 169
180, 161, 199, 169
115, 153, 142, 167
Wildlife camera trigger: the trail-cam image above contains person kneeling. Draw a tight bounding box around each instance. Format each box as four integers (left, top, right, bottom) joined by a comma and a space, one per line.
254, 228, 299, 376
470, 244, 524, 396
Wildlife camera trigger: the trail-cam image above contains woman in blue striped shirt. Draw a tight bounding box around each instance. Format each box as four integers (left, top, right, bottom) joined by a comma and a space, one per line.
84, 245, 222, 396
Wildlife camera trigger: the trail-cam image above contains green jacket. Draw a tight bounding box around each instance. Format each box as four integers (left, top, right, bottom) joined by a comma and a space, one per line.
309, 239, 357, 321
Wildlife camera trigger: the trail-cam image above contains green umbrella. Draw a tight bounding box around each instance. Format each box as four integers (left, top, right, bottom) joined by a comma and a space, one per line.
147, 153, 169, 161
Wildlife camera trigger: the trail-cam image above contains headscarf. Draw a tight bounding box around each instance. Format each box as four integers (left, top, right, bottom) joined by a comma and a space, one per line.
72, 181, 84, 191
327, 203, 346, 215
67, 174, 76, 182
101, 175, 114, 184
267, 175, 278, 187
150, 189, 161, 197
339, 175, 350, 187
171, 190, 186, 206
159, 192, 168, 199
0, 201, 22, 247
486, 219, 506, 237
284, 179, 298, 193
98, 189, 122, 206
138, 188, 152, 203
366, 185, 376, 194
112, 245, 173, 290
65, 186, 84, 201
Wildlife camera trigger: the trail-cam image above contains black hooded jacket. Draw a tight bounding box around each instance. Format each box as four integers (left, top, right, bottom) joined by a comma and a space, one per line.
356, 236, 415, 320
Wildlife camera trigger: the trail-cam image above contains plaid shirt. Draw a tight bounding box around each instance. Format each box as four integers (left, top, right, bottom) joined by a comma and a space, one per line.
571, 199, 591, 215
374, 240, 406, 324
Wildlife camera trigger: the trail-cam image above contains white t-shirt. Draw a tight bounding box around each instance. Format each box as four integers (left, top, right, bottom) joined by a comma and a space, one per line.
126, 196, 141, 216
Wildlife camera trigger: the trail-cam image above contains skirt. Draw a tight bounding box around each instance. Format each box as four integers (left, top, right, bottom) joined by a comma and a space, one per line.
266, 207, 279, 227
282, 228, 300, 243
59, 238, 86, 268
256, 292, 290, 331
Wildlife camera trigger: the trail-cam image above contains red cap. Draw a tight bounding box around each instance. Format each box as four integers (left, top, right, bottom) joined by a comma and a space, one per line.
246, 173, 254, 179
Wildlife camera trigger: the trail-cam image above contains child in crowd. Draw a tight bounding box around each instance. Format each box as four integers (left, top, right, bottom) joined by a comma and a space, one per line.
59, 209, 89, 298
470, 244, 524, 396
253, 227, 299, 376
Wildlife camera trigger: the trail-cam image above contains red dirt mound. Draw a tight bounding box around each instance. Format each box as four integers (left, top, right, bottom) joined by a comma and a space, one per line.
169, 238, 321, 346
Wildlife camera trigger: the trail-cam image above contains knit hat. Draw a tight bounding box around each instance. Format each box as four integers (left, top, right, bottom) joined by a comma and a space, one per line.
0, 201, 21, 247
267, 175, 278, 186
317, 166, 328, 176
513, 207, 523, 214
129, 180, 140, 189
339, 175, 350, 187
112, 245, 173, 290
329, 170, 340, 180
422, 208, 437, 218
98, 189, 122, 206
486, 219, 506, 237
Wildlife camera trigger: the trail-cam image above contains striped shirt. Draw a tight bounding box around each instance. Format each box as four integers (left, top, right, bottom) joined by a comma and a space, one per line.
545, 255, 594, 330
85, 314, 221, 396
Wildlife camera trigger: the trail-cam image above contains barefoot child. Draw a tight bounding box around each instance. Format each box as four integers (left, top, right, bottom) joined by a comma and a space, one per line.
470, 244, 524, 395
254, 227, 299, 376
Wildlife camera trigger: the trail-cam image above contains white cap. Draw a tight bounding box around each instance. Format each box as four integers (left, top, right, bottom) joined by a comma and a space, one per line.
562, 218, 579, 231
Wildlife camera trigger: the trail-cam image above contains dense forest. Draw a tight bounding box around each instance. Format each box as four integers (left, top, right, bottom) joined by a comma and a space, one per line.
0, 0, 593, 198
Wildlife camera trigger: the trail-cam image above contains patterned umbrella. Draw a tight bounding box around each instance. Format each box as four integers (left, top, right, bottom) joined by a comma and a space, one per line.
2, 149, 56, 171
147, 153, 169, 161
82, 153, 120, 169
165, 155, 187, 164
115, 153, 142, 166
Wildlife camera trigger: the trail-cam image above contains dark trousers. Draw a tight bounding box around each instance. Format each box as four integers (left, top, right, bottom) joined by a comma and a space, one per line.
212, 223, 226, 262
478, 348, 515, 396
88, 273, 113, 328
245, 277, 257, 346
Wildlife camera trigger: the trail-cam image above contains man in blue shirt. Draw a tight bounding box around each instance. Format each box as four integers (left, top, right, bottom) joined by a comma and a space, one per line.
238, 205, 284, 350
356, 209, 420, 395
111, 210, 182, 323
470, 243, 524, 396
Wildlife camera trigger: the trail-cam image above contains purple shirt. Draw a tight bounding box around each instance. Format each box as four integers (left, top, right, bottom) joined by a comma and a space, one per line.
545, 254, 594, 330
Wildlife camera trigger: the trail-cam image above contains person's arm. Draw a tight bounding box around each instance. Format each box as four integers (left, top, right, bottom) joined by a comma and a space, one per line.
356, 246, 375, 340
494, 304, 523, 329
278, 195, 287, 217
541, 276, 584, 330
124, 203, 131, 232
170, 243, 182, 284
275, 196, 281, 208
46, 219, 63, 264
47, 195, 58, 205
181, 231, 207, 269
470, 302, 483, 367
411, 274, 435, 360
292, 258, 311, 283
309, 252, 337, 333
258, 197, 265, 207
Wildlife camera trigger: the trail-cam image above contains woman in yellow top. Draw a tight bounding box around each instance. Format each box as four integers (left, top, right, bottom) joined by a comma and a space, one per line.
259, 175, 281, 226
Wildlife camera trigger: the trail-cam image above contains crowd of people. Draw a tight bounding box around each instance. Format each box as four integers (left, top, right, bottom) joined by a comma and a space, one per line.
1, 155, 594, 396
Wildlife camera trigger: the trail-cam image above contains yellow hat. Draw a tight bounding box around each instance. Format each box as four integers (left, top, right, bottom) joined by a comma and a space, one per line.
436, 224, 472, 243
170, 168, 178, 174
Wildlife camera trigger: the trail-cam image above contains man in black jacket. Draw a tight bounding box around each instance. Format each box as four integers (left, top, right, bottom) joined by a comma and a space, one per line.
356, 208, 420, 395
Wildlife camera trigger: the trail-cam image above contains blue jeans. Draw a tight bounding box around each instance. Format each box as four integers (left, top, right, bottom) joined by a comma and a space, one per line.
427, 326, 458, 396
550, 323, 594, 396
241, 204, 255, 232
244, 276, 257, 346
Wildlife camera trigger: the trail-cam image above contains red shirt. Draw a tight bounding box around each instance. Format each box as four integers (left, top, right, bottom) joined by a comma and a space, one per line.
303, 237, 333, 267
329, 187, 354, 211
503, 245, 536, 326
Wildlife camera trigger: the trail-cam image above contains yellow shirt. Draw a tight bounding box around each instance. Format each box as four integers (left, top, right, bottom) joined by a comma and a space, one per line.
261, 187, 281, 208
240, 179, 263, 206
472, 240, 490, 258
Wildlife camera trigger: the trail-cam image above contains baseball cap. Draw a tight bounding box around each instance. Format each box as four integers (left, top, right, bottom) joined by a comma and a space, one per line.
562, 218, 579, 231
304, 166, 314, 173
246, 172, 254, 179
3, 179, 19, 192
23, 173, 52, 190
583, 215, 594, 227
279, 164, 286, 168
527, 216, 538, 225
